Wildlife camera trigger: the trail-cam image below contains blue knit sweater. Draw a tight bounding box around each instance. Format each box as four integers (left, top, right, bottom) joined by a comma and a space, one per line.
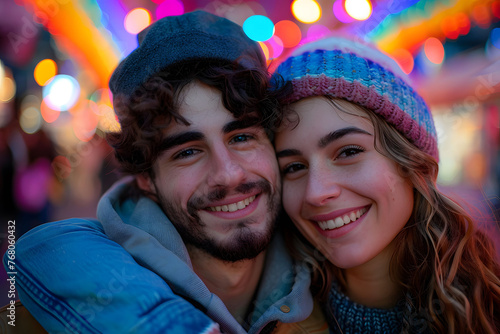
325, 282, 404, 334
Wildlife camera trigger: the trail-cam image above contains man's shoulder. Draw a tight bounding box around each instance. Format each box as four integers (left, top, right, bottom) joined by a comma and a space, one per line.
20, 217, 105, 240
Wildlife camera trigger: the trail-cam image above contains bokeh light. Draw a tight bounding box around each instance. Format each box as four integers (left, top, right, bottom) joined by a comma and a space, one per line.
274, 20, 302, 48
292, 0, 321, 24
493, 1, 500, 19
34, 59, 57, 86
43, 75, 80, 111
307, 24, 331, 41
124, 8, 152, 34
456, 12, 471, 36
20, 107, 43, 134
441, 16, 459, 39
424, 37, 445, 64
345, 0, 372, 21
266, 35, 284, 59
391, 49, 414, 74
243, 15, 275, 42
0, 76, 16, 102
72, 107, 99, 142
491, 28, 500, 49
40, 99, 61, 123
258, 42, 270, 60
333, 0, 355, 24
156, 0, 184, 19
471, 4, 491, 28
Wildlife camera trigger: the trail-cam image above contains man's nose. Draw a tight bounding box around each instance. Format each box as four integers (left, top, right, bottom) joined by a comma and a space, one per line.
207, 147, 246, 188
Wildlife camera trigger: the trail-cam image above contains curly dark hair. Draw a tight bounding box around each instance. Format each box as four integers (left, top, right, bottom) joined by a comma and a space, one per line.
107, 59, 288, 180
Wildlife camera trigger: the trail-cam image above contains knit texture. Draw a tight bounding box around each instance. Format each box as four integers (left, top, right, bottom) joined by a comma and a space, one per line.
275, 37, 439, 161
109, 10, 265, 98
326, 282, 404, 334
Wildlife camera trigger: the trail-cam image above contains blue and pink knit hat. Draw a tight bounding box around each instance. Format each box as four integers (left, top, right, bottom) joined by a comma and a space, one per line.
275, 36, 439, 161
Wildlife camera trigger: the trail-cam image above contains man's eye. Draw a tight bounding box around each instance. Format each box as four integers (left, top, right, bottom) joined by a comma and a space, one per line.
230, 134, 254, 144
282, 163, 307, 175
174, 148, 199, 159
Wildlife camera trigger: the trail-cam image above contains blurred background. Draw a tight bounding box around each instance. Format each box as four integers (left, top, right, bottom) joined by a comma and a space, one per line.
0, 0, 499, 289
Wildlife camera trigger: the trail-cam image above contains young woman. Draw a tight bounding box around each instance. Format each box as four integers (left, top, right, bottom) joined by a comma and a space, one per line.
273, 36, 500, 333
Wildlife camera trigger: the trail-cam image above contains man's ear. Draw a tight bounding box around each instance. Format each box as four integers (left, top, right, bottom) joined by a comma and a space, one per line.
136, 173, 155, 194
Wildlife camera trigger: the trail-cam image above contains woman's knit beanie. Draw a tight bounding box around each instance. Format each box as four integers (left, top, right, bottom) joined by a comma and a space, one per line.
274, 36, 439, 161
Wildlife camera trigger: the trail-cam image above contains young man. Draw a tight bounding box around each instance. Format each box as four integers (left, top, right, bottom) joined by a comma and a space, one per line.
5, 11, 326, 333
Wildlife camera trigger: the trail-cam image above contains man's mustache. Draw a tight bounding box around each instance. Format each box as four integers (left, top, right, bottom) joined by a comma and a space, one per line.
187, 180, 273, 211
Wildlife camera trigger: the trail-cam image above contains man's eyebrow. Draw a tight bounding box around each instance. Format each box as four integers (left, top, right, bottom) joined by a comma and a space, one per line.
318, 126, 372, 148
276, 148, 302, 159
159, 131, 205, 152
223, 117, 261, 134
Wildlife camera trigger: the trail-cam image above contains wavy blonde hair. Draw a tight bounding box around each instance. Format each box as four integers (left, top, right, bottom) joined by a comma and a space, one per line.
284, 98, 500, 334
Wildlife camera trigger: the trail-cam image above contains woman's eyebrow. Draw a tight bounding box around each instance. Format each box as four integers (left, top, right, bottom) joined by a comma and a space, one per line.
276, 148, 302, 158
318, 127, 372, 148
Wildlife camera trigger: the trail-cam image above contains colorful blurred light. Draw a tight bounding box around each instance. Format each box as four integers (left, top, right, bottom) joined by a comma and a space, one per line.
72, 107, 99, 142
40, 100, 61, 123
391, 49, 414, 74
441, 16, 459, 40
493, 1, 500, 19
274, 20, 302, 48
424, 37, 445, 64
491, 28, 500, 49
266, 35, 284, 59
345, 0, 372, 21
455, 13, 471, 36
43, 75, 80, 111
34, 59, 57, 86
124, 8, 152, 34
471, 4, 491, 28
307, 24, 331, 41
20, 107, 42, 134
333, 0, 355, 23
292, 0, 321, 24
0, 76, 16, 102
243, 15, 275, 42
258, 42, 270, 60
156, 0, 184, 19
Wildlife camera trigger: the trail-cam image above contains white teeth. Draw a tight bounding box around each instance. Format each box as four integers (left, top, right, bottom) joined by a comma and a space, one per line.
334, 217, 344, 228
317, 208, 367, 231
208, 195, 256, 213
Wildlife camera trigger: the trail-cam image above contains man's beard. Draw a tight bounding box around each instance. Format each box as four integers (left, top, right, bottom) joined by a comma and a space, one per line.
155, 180, 281, 262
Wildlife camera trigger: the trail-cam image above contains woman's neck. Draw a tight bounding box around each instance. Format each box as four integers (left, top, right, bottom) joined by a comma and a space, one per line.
343, 245, 402, 309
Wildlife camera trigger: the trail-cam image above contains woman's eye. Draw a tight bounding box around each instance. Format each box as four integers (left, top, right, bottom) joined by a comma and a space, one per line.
174, 148, 199, 159
230, 134, 254, 144
282, 163, 307, 175
337, 145, 364, 159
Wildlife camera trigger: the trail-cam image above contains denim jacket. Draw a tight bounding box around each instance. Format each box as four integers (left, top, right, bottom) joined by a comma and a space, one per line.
4, 178, 326, 333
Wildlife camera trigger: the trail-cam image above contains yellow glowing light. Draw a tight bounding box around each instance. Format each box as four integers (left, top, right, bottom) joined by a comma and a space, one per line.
124, 8, 151, 34
292, 0, 321, 24
258, 42, 270, 60
345, 0, 372, 21
0, 77, 16, 102
20, 107, 42, 134
34, 59, 57, 86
